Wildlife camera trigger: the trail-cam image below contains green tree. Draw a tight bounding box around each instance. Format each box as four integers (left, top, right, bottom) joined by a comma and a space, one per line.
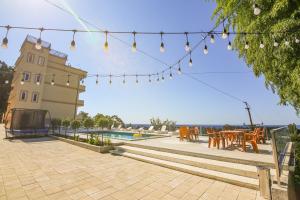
212, 0, 300, 113
77, 111, 89, 122
62, 119, 71, 137
97, 117, 109, 129
83, 117, 94, 132
51, 118, 62, 134
0, 61, 13, 122
71, 120, 81, 139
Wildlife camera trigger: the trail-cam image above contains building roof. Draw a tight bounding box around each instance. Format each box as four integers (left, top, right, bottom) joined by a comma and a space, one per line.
25, 35, 68, 59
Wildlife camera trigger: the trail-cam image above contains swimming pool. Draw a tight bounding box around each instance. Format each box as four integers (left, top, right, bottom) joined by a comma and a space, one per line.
86, 131, 162, 141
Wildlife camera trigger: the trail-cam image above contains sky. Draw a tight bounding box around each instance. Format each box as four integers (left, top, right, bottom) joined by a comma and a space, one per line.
0, 0, 299, 125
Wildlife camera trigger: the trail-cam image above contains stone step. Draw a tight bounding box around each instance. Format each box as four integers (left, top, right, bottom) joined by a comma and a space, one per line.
110, 150, 259, 190
124, 142, 274, 168
115, 145, 269, 179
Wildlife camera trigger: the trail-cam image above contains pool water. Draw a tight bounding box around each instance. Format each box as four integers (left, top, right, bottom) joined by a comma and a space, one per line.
98, 131, 155, 141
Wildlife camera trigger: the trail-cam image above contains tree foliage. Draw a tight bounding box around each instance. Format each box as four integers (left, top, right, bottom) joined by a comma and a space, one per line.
150, 117, 176, 131
83, 117, 94, 131
0, 61, 13, 120
212, 0, 300, 113
93, 113, 124, 129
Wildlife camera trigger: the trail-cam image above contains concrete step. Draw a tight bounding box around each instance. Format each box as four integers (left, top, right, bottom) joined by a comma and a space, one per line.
124, 142, 274, 168
110, 150, 259, 190
115, 145, 264, 179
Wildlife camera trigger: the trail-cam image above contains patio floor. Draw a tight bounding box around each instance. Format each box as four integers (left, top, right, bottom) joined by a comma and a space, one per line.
0, 125, 264, 200
124, 135, 274, 166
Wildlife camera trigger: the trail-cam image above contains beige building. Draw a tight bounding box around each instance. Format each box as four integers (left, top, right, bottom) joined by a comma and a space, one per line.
6, 35, 87, 120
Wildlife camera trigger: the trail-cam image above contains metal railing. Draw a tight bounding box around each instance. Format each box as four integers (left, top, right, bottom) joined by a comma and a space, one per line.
270, 126, 291, 186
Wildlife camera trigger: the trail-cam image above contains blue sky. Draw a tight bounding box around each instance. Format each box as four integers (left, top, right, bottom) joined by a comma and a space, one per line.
0, 0, 299, 125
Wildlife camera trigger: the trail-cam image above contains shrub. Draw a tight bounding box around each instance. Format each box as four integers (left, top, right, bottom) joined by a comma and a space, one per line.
62, 119, 71, 137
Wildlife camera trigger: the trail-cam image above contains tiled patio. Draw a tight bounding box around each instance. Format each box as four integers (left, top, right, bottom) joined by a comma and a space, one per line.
0, 125, 264, 200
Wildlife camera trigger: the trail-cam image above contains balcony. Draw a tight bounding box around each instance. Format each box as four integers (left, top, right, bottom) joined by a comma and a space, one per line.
77, 99, 84, 107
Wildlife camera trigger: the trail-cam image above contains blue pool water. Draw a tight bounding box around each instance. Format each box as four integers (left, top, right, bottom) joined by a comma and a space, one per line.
86, 131, 156, 141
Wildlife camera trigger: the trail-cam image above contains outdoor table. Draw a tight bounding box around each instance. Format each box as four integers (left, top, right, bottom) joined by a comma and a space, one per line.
219, 130, 247, 151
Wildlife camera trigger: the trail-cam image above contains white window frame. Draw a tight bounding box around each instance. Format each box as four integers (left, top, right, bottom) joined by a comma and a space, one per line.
31, 92, 39, 103
37, 56, 45, 66
27, 53, 35, 63
23, 72, 31, 82
19, 90, 28, 101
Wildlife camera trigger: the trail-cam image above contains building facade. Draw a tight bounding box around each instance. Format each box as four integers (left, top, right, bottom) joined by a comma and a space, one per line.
6, 35, 87, 120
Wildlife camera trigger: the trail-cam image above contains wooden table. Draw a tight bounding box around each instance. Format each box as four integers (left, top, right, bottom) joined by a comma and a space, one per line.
219, 130, 247, 151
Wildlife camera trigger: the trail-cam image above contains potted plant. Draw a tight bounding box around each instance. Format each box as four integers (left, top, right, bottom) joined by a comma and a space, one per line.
71, 119, 81, 139
62, 119, 70, 137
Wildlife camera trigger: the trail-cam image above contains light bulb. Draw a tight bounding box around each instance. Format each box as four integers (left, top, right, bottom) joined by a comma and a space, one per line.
161, 75, 165, 81
177, 67, 182, 75
149, 78, 151, 83
222, 28, 228, 39
210, 34, 215, 44
96, 80, 99, 84
1, 37, 8, 48
123, 79, 125, 84
169, 72, 173, 79
185, 41, 190, 52
5, 80, 9, 84
259, 41, 264, 48
132, 42, 137, 52
253, 4, 261, 15
244, 41, 249, 49
51, 80, 55, 86
66, 81, 70, 86
227, 41, 232, 50
203, 45, 208, 54
35, 38, 42, 50
273, 40, 279, 47
284, 40, 289, 46
70, 40, 76, 51
189, 58, 193, 67
160, 42, 165, 53
36, 81, 40, 86
295, 38, 300, 43
21, 80, 24, 85
104, 41, 109, 51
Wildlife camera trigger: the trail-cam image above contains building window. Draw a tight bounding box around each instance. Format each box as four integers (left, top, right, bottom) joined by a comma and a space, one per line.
23, 72, 31, 82
38, 56, 45, 66
27, 53, 35, 63
35, 74, 42, 85
19, 90, 28, 101
32, 92, 39, 103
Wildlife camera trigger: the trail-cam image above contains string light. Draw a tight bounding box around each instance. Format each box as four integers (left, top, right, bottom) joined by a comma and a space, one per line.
161, 73, 165, 81
66, 74, 70, 86
148, 74, 151, 83
96, 74, 99, 84
35, 28, 43, 50
227, 41, 232, 50
123, 74, 126, 84
109, 74, 112, 84
51, 74, 55, 86
36, 73, 41, 85
210, 34, 215, 44
244, 41, 249, 49
184, 32, 190, 52
188, 52, 193, 67
160, 32, 165, 53
177, 62, 182, 75
203, 44, 208, 54
222, 28, 228, 39
20, 73, 25, 85
5, 80, 9, 84
136, 74, 139, 84
104, 31, 109, 51
259, 40, 264, 48
132, 31, 137, 52
70, 30, 76, 51
156, 73, 160, 82
273, 39, 279, 47
1, 25, 9, 49
169, 67, 173, 79
253, 4, 261, 16
284, 40, 289, 46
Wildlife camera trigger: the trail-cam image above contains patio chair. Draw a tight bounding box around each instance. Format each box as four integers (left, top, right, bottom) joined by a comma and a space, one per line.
256, 127, 266, 144
160, 125, 168, 134
117, 124, 122, 130
244, 128, 260, 153
138, 127, 144, 132
179, 126, 189, 141
145, 126, 154, 133
206, 128, 220, 149
126, 127, 132, 131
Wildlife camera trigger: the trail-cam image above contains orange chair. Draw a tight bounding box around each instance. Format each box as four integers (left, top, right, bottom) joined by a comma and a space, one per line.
179, 126, 189, 141
256, 128, 266, 144
244, 128, 260, 153
206, 128, 221, 149
193, 127, 199, 141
